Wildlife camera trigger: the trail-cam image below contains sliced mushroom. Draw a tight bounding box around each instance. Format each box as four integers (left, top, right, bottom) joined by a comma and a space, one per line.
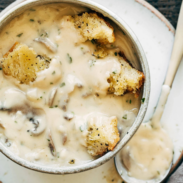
28, 109, 46, 136
48, 87, 57, 107
63, 111, 74, 121
48, 131, 56, 157
59, 94, 69, 111
5, 138, 11, 147
62, 133, 67, 145
34, 37, 57, 53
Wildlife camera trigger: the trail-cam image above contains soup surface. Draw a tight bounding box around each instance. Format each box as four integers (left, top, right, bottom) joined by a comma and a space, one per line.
0, 4, 141, 167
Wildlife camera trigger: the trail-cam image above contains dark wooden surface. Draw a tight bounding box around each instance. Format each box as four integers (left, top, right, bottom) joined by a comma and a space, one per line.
0, 0, 182, 28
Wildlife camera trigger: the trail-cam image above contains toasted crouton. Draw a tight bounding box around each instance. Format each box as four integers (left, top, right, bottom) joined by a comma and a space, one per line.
87, 116, 120, 156
1, 42, 50, 84
108, 54, 145, 98
93, 44, 108, 58
73, 12, 115, 44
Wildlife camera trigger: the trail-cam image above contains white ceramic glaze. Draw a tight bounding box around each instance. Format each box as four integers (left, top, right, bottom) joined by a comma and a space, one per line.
0, 0, 181, 183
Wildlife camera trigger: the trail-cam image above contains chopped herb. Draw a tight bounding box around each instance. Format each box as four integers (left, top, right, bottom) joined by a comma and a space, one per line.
89, 60, 96, 67
52, 71, 56, 75
67, 53, 72, 63
69, 159, 75, 164
30, 19, 34, 22
5, 32, 9, 35
17, 33, 23, 37
40, 96, 43, 99
60, 82, 65, 87
141, 98, 145, 104
81, 47, 84, 50
47, 139, 50, 141
50, 82, 53, 85
0, 68, 2, 70
58, 28, 61, 35
112, 70, 117, 74
91, 39, 95, 44
55, 105, 58, 108
122, 114, 127, 120
79, 126, 84, 132
59, 61, 62, 65
157, 171, 160, 175
114, 52, 118, 56
14, 121, 17, 123
129, 99, 132, 104
29, 8, 36, 11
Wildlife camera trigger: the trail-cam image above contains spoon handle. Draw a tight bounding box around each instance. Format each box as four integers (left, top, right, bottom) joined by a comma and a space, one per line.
164, 1, 183, 87
151, 1, 183, 126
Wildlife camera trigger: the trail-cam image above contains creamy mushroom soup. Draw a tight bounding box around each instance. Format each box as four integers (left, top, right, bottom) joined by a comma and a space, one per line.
0, 4, 141, 167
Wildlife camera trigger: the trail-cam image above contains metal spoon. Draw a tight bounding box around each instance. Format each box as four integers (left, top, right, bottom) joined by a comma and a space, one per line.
114, 1, 183, 182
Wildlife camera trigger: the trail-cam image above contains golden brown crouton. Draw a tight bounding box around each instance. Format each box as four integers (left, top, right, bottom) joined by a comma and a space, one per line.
87, 116, 120, 156
73, 12, 115, 44
108, 53, 145, 98
1, 42, 50, 84
93, 44, 108, 58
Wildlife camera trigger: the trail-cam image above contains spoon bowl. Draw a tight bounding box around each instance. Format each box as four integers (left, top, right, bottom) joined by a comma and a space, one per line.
114, 151, 172, 183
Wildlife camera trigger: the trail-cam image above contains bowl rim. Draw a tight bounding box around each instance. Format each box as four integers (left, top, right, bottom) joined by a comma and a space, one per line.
0, 0, 150, 174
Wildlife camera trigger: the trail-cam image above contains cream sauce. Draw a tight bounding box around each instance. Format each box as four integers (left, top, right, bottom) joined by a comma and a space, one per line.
0, 4, 140, 167
121, 85, 173, 180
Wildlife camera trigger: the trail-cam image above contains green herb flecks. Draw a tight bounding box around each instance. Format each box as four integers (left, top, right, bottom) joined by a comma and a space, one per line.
112, 70, 117, 74
52, 71, 56, 75
17, 33, 23, 37
126, 99, 132, 104
67, 53, 72, 63
60, 82, 65, 87
141, 98, 145, 104
122, 114, 127, 120
89, 60, 96, 67
30, 19, 34, 22
114, 52, 118, 56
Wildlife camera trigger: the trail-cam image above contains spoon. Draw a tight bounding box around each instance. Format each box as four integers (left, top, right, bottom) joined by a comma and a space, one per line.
114, 1, 183, 182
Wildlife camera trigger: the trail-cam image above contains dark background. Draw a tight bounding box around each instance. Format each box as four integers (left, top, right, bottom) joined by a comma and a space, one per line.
0, 0, 182, 28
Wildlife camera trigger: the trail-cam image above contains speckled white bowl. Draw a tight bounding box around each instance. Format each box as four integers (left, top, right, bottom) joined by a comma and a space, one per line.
0, 0, 150, 174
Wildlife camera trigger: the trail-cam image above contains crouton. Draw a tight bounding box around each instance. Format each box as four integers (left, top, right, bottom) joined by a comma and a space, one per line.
73, 12, 115, 44
87, 116, 120, 156
1, 42, 50, 84
93, 44, 108, 58
108, 54, 145, 98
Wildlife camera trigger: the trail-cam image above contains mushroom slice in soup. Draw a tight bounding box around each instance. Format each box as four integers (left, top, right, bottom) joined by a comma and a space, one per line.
27, 109, 47, 136
34, 37, 58, 53
48, 87, 58, 107
59, 94, 69, 111
48, 131, 56, 157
